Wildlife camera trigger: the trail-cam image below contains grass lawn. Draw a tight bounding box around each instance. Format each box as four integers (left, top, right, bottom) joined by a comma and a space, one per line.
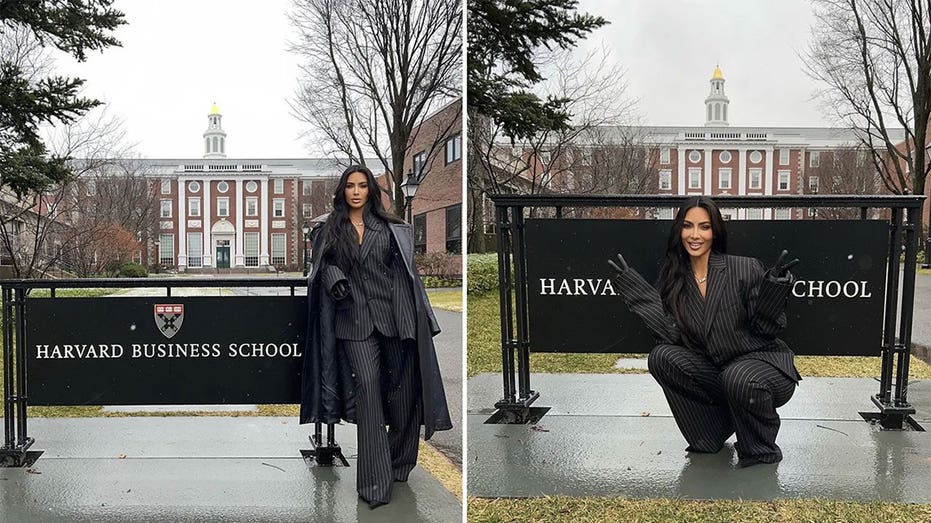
427, 287, 463, 312
467, 290, 931, 521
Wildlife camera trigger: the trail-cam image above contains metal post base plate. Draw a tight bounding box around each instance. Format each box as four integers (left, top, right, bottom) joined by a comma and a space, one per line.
301, 436, 350, 467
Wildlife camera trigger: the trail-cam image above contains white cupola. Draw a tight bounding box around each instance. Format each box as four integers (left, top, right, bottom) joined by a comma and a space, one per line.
203, 102, 227, 158
704, 65, 730, 127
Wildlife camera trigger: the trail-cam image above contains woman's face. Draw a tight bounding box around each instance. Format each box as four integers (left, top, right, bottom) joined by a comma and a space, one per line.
344, 171, 369, 210
680, 206, 714, 259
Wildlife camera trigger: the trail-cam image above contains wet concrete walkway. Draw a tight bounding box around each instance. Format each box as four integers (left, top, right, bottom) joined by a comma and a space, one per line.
468, 373, 931, 502
1, 417, 461, 522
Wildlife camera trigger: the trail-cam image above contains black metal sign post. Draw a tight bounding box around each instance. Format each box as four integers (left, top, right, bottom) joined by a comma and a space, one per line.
0, 278, 345, 468
491, 194, 925, 430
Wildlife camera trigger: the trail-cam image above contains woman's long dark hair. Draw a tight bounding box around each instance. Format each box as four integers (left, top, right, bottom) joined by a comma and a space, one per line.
321, 165, 403, 274
656, 197, 728, 345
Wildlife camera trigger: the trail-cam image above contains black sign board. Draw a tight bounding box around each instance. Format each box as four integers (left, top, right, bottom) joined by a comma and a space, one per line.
25, 296, 306, 405
525, 219, 888, 356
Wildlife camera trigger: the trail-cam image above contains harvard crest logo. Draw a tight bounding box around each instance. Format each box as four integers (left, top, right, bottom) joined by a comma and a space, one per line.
154, 304, 184, 339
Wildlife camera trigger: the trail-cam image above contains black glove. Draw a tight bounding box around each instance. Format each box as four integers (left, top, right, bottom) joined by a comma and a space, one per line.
331, 280, 350, 300
608, 253, 629, 278
768, 249, 799, 283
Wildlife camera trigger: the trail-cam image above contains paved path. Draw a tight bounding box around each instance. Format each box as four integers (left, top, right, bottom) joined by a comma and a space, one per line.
1, 417, 460, 522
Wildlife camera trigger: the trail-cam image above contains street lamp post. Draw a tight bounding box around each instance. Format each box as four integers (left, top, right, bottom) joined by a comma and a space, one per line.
302, 221, 311, 277
400, 169, 421, 224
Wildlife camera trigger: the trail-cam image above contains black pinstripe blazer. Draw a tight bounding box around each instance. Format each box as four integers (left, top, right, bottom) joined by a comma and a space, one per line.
614, 252, 801, 382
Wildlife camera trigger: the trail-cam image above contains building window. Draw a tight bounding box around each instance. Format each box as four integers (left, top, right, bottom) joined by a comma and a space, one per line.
659, 169, 672, 190
688, 168, 701, 189
413, 213, 427, 254
217, 181, 229, 193
747, 208, 764, 219
749, 150, 762, 164
273, 199, 285, 218
445, 204, 461, 254
244, 232, 259, 267
660, 148, 670, 164
271, 233, 286, 265
217, 197, 229, 217
246, 181, 258, 193
718, 168, 732, 189
657, 208, 674, 219
719, 151, 732, 163
413, 151, 426, 178
303, 203, 312, 217
777, 171, 790, 191
188, 198, 201, 217
188, 181, 200, 192
161, 179, 171, 194
303, 181, 312, 195
273, 179, 284, 194
160, 200, 172, 218
445, 133, 461, 165
809, 176, 820, 193
779, 149, 790, 166
187, 233, 202, 267
749, 168, 762, 189
158, 234, 174, 265
775, 208, 792, 220
246, 197, 258, 216
688, 150, 701, 163
86, 179, 96, 196
810, 151, 820, 168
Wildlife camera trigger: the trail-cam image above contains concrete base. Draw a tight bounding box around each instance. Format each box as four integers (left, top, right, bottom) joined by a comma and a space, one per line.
468, 373, 931, 502
1, 417, 461, 522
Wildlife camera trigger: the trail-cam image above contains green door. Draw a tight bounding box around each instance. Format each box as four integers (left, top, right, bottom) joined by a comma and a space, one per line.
216, 247, 230, 269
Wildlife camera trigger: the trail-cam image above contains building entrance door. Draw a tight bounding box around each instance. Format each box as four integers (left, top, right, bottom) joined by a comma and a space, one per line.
216, 247, 230, 269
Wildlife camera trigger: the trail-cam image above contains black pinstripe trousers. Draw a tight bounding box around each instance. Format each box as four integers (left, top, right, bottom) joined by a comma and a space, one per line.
342, 333, 421, 506
647, 344, 797, 467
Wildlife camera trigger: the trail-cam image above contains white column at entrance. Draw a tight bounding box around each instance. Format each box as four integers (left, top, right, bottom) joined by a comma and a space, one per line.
235, 179, 244, 267
203, 178, 213, 266
677, 146, 686, 194
177, 179, 187, 268
259, 178, 269, 265
703, 148, 713, 195
738, 149, 747, 194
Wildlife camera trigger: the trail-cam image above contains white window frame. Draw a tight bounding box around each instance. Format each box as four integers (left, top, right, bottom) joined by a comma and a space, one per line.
273, 199, 285, 218
244, 232, 260, 267
158, 234, 174, 265
718, 168, 732, 190
777, 170, 791, 191
246, 197, 258, 217
747, 208, 764, 219
748, 168, 762, 189
273, 179, 284, 194
270, 233, 286, 265
303, 203, 312, 217
217, 197, 229, 217
660, 148, 671, 164
160, 200, 172, 218
445, 133, 461, 164
810, 151, 821, 168
774, 208, 791, 220
188, 197, 201, 217
161, 179, 171, 195
688, 168, 701, 189
657, 208, 674, 219
809, 176, 820, 193
779, 149, 790, 166
659, 169, 672, 190
187, 233, 203, 268
302, 181, 312, 196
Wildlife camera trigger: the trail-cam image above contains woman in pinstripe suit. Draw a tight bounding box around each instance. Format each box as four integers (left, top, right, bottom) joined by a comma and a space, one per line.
609, 196, 800, 468
300, 165, 452, 507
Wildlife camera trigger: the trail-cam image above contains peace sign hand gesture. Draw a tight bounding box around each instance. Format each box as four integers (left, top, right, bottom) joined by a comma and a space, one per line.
768, 249, 799, 283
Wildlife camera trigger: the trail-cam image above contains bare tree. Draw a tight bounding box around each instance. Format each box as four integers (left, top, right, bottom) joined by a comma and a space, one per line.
289, 0, 462, 216
804, 0, 931, 223
802, 146, 881, 219
468, 47, 643, 248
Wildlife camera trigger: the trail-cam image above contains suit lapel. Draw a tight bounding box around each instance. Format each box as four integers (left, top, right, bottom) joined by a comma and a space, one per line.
702, 252, 728, 338
359, 212, 382, 261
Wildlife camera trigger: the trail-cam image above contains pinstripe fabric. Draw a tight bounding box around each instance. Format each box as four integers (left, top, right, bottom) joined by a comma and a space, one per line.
342, 334, 421, 506
329, 211, 417, 341
615, 252, 800, 465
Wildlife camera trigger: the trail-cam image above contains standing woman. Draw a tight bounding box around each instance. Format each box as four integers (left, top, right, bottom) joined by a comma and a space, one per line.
608, 196, 800, 467
300, 165, 452, 507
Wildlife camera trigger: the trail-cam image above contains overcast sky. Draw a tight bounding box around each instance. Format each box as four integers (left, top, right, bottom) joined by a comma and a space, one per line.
54, 0, 308, 158
576, 0, 832, 128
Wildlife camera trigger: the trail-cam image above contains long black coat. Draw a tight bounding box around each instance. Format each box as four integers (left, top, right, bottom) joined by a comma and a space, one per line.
614, 252, 801, 382
299, 221, 453, 440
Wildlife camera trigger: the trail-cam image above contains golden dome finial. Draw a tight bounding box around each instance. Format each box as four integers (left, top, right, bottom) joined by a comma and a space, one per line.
210, 102, 220, 115
712, 64, 724, 80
